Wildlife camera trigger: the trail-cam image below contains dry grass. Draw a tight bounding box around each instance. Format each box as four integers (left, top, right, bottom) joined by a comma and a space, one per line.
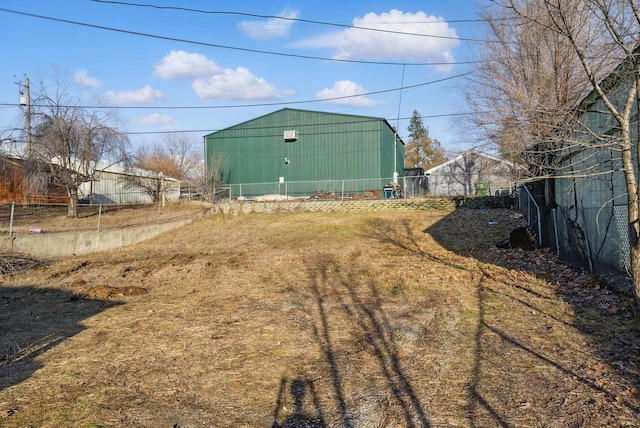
0, 201, 210, 235
0, 207, 639, 427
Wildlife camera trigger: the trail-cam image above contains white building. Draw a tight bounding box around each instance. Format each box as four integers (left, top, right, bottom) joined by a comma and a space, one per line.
425, 150, 518, 196
78, 162, 181, 204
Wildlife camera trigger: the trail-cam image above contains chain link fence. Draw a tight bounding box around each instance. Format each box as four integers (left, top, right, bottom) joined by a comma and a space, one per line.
223, 177, 403, 201
222, 175, 435, 201
0, 201, 211, 236
517, 184, 631, 281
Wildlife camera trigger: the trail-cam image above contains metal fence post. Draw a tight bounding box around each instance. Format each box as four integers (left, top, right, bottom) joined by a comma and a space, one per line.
552, 208, 560, 256
520, 184, 542, 246
9, 201, 14, 237
97, 204, 102, 232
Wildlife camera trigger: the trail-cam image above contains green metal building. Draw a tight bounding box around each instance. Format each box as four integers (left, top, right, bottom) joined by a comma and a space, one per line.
204, 108, 404, 199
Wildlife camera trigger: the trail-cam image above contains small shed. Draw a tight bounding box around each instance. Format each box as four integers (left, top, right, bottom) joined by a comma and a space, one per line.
0, 155, 68, 204
425, 150, 518, 196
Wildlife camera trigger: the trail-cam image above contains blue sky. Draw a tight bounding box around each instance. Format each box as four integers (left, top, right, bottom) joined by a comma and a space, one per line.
0, 0, 485, 153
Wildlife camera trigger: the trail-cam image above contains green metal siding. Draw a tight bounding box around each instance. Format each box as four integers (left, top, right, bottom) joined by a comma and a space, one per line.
205, 108, 403, 197
551, 68, 637, 274
555, 84, 631, 210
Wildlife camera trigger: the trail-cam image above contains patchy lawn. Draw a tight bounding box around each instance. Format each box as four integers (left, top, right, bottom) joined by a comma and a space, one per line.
0, 207, 639, 427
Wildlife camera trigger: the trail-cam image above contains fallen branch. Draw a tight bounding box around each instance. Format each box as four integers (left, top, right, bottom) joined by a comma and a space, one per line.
0, 254, 47, 274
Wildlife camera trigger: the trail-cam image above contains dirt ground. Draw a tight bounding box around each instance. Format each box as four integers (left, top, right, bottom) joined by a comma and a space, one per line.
0, 206, 639, 427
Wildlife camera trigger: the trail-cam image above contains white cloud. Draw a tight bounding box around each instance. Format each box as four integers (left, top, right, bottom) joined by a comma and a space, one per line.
102, 85, 165, 105
154, 50, 221, 80
315, 80, 382, 107
154, 50, 292, 100
294, 9, 459, 70
192, 67, 294, 100
74, 69, 103, 88
237, 8, 299, 40
136, 113, 175, 125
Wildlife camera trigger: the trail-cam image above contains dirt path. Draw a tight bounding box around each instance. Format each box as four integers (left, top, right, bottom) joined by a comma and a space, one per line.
0, 208, 638, 427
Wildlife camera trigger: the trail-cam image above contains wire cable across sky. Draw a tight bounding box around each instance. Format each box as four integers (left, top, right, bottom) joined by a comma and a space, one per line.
0, 7, 484, 67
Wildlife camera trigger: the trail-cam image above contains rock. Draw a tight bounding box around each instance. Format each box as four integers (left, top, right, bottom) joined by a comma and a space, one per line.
496, 226, 535, 250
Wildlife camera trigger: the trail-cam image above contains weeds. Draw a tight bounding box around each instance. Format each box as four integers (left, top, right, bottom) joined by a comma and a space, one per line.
0, 208, 638, 427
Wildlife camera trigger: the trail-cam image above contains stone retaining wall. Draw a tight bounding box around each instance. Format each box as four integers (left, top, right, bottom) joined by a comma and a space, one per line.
216, 196, 514, 215
2, 196, 514, 257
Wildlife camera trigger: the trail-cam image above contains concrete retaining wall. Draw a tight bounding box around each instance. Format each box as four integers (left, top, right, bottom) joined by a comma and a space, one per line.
0, 219, 193, 257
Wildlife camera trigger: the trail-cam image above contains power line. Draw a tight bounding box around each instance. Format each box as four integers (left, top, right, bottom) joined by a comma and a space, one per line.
92, 0, 493, 24
121, 112, 479, 136
1, 112, 477, 138
0, 71, 477, 139
0, 7, 473, 66
91, 0, 496, 43
0, 72, 472, 111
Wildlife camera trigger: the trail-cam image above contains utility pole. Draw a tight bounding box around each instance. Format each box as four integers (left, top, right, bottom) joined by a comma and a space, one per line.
25, 76, 31, 158
393, 64, 406, 186
18, 75, 32, 205
19, 75, 31, 158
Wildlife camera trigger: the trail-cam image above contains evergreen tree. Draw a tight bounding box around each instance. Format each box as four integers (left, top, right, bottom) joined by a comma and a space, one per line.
405, 110, 447, 170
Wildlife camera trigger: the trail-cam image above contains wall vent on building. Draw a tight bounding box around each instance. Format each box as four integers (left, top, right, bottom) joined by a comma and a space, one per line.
284, 130, 298, 142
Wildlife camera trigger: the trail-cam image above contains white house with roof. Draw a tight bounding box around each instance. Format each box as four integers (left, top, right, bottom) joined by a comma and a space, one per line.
425, 150, 519, 196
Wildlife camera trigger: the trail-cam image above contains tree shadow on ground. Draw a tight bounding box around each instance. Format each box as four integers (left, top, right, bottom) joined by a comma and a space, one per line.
365, 208, 640, 427
0, 285, 123, 393
272, 253, 431, 427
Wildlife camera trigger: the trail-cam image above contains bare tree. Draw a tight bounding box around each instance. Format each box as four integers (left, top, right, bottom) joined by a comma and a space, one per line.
134, 134, 202, 184
123, 169, 166, 203
465, 0, 613, 163
481, 0, 640, 299
121, 135, 206, 204
128, 133, 203, 201
30, 73, 130, 217
201, 154, 226, 202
